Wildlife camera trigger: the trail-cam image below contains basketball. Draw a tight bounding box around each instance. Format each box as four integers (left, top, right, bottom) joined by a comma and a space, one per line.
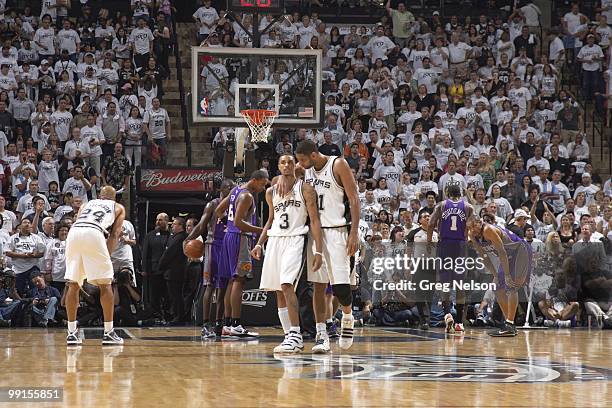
184, 239, 204, 258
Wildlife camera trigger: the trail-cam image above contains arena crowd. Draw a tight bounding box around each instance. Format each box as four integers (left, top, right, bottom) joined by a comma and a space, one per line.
1, 0, 611, 332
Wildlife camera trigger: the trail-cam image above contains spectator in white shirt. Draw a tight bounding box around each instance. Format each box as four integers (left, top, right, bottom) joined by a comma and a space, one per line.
366, 25, 396, 62
57, 19, 80, 62
298, 15, 316, 49
62, 165, 91, 204
192, 0, 219, 44
576, 34, 604, 101
33, 15, 55, 59
447, 33, 472, 78
567, 133, 590, 161
130, 17, 154, 70
573, 173, 600, 204
64, 127, 91, 169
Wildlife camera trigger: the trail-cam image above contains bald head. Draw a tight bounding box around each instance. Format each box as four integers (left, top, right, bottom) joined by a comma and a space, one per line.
100, 186, 117, 200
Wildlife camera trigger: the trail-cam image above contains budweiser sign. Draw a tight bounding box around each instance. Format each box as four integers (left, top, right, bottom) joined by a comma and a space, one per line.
139, 168, 221, 193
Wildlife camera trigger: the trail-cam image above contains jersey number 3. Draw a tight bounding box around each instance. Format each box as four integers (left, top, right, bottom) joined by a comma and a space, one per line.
279, 213, 289, 229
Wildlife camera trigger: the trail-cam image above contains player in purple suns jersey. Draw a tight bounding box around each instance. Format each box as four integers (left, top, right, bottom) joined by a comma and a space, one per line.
214, 171, 268, 338
428, 183, 474, 334
468, 216, 532, 337
183, 179, 235, 339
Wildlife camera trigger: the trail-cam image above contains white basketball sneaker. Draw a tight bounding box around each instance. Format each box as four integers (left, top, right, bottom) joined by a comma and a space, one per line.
312, 331, 331, 354
66, 330, 82, 346
273, 331, 304, 354
445, 313, 455, 334
338, 314, 355, 350
102, 329, 124, 345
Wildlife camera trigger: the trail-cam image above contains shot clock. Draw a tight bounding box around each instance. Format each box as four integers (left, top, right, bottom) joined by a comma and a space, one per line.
227, 0, 285, 14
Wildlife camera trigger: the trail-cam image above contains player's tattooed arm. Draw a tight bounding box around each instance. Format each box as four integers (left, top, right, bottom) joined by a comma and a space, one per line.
294, 164, 305, 180
334, 157, 361, 256
215, 195, 230, 218
303, 182, 323, 271
251, 188, 274, 260
427, 202, 442, 243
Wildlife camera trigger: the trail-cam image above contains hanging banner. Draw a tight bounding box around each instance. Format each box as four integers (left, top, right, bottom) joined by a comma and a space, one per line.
137, 168, 222, 195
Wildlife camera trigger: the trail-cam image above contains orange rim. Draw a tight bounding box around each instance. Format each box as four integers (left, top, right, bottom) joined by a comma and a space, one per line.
240, 109, 277, 126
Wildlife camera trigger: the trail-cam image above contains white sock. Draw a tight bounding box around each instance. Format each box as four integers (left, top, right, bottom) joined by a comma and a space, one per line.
506, 319, 514, 324
277, 307, 291, 334
342, 312, 354, 321
326, 318, 333, 324
289, 326, 301, 335
316, 322, 326, 334
68, 321, 77, 333
104, 321, 113, 333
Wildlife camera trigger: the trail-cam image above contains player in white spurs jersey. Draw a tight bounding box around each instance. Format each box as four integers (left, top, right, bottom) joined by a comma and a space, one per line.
64, 186, 125, 346
291, 140, 361, 353
252, 155, 323, 354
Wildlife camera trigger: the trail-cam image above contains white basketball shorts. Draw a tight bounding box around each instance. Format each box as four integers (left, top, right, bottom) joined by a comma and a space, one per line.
202, 242, 212, 285
260, 235, 307, 291
307, 227, 351, 285
65, 227, 114, 286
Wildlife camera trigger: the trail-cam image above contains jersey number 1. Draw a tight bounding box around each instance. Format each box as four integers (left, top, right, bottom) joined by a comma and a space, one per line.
318, 194, 324, 211
450, 215, 458, 231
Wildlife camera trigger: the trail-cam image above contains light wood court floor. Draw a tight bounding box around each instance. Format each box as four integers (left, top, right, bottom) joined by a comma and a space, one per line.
1, 327, 611, 407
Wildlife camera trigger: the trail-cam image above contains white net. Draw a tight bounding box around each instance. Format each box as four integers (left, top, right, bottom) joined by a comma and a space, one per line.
240, 109, 277, 143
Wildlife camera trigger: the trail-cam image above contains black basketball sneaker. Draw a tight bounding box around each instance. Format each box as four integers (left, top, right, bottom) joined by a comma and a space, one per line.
488, 322, 518, 337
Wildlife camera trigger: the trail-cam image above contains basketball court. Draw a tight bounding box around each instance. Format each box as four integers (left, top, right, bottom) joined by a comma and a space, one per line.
2, 327, 610, 407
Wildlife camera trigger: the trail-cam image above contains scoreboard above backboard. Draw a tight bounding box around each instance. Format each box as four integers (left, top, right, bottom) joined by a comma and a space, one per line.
227, 0, 284, 14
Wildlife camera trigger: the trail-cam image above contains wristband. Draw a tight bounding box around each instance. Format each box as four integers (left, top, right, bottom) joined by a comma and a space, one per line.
254, 244, 262, 250
314, 251, 323, 256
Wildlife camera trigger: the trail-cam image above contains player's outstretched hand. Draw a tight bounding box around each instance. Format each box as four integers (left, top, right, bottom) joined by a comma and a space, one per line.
347, 232, 359, 256
312, 253, 323, 271
250, 245, 262, 261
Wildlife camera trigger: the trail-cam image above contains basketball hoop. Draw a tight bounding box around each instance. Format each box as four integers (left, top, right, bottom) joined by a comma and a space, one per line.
240, 109, 277, 143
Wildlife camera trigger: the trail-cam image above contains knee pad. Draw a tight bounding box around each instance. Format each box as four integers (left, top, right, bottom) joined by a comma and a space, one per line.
331, 284, 352, 307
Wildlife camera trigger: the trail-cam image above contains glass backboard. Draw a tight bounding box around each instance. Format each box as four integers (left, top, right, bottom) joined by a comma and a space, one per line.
191, 47, 323, 128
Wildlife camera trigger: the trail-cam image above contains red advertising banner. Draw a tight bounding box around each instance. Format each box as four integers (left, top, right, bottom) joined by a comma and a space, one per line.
138, 168, 221, 194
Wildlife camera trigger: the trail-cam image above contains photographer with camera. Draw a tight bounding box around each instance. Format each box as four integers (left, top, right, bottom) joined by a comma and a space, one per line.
0, 270, 25, 327
113, 267, 154, 327
29, 273, 60, 328
111, 219, 137, 286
